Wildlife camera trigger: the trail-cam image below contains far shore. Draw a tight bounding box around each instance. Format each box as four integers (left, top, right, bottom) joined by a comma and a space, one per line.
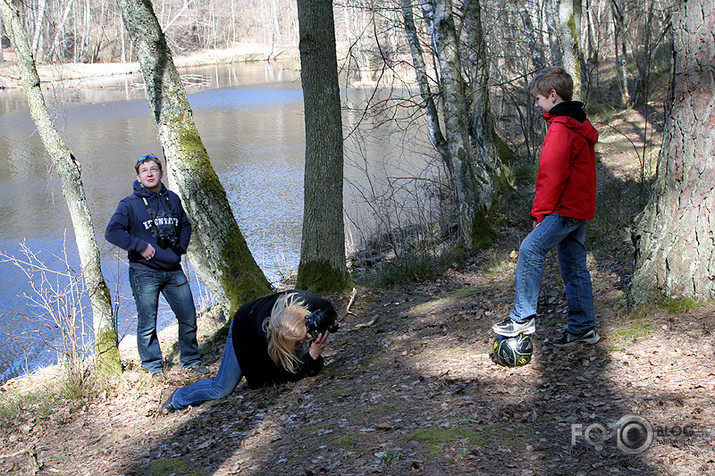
0, 44, 300, 89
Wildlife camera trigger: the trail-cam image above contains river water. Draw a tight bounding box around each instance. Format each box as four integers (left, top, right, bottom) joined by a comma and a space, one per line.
0, 61, 437, 383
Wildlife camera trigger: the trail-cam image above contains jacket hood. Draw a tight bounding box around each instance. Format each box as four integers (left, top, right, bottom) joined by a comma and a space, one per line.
544, 102, 598, 145
132, 179, 167, 198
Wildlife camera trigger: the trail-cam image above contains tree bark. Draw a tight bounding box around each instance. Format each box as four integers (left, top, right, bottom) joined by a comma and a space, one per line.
630, 0, 715, 304
295, 0, 351, 292
0, 0, 121, 375
419, 0, 496, 249
558, 0, 584, 100
117, 0, 271, 313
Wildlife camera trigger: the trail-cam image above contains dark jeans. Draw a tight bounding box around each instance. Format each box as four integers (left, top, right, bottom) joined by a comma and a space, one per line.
129, 267, 200, 372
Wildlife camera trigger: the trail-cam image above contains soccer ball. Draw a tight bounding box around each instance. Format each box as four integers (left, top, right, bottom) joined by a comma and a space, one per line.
492, 334, 533, 367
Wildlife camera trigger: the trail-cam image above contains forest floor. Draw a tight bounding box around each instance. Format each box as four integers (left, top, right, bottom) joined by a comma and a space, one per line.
1, 94, 714, 474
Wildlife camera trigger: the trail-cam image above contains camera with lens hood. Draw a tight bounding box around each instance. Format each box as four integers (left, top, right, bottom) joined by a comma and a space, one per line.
305, 309, 338, 338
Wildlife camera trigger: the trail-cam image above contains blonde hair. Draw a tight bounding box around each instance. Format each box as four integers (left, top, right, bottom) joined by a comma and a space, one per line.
263, 294, 310, 373
528, 66, 574, 101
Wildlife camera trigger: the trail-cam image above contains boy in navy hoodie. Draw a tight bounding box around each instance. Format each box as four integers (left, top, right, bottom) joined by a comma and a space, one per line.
492, 67, 600, 346
106, 154, 206, 375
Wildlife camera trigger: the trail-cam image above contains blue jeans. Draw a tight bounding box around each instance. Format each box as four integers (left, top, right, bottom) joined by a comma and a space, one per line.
129, 267, 200, 372
509, 214, 596, 334
171, 319, 243, 409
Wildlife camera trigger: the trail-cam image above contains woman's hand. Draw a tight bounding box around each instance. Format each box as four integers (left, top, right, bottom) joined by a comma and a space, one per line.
309, 330, 329, 359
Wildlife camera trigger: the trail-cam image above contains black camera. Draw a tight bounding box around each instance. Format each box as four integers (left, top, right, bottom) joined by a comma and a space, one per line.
305, 309, 338, 338
156, 232, 179, 249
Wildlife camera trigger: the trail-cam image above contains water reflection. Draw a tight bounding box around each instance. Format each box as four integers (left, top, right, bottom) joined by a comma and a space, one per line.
0, 61, 437, 383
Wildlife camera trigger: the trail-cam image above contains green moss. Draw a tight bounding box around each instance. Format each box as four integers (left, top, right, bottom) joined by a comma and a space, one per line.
470, 207, 497, 250
611, 320, 653, 343
220, 226, 272, 315
659, 297, 704, 314
333, 434, 359, 448
403, 427, 486, 457
147, 458, 202, 476
95, 328, 122, 376
296, 259, 353, 293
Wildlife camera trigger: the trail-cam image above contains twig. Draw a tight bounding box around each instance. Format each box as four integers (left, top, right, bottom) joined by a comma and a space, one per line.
355, 315, 379, 329
342, 287, 358, 320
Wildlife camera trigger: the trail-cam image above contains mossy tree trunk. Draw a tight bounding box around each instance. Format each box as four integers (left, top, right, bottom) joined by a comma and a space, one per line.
558, 0, 585, 100
0, 0, 121, 375
403, 0, 502, 250
295, 0, 351, 293
629, 0, 715, 305
117, 0, 271, 313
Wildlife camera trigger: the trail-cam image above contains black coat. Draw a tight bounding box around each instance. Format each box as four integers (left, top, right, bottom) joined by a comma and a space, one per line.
231, 290, 336, 388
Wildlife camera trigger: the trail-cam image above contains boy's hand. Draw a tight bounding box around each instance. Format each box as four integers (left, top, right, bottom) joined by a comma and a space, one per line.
532, 221, 540, 229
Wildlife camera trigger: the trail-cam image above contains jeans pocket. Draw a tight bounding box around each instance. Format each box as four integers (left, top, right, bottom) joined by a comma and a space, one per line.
131, 270, 157, 295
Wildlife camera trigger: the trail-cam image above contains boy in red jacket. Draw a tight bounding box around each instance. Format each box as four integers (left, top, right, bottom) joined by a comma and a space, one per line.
492, 67, 600, 346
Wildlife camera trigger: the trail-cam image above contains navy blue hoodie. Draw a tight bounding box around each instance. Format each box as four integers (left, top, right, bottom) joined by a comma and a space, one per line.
105, 180, 192, 271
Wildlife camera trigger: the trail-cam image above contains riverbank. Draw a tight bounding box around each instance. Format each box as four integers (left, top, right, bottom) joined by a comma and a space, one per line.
0, 44, 299, 89
1, 108, 713, 475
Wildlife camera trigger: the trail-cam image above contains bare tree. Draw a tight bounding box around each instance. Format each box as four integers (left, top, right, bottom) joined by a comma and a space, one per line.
0, 0, 121, 375
295, 0, 352, 292
630, 0, 714, 304
558, 0, 585, 99
400, 0, 504, 249
116, 0, 272, 313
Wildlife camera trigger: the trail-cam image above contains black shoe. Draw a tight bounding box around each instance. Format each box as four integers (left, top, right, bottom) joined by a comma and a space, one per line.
185, 364, 209, 375
491, 317, 536, 337
551, 328, 600, 346
161, 390, 178, 413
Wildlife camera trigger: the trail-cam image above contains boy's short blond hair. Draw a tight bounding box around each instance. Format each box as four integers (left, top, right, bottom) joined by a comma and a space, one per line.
528, 67, 574, 101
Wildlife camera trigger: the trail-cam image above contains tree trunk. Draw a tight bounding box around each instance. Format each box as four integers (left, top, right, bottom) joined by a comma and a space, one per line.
117, 0, 271, 314
517, 0, 546, 70
629, 0, 715, 304
558, 0, 584, 100
463, 0, 503, 246
30, 0, 47, 58
0, 0, 121, 375
420, 0, 494, 249
610, 0, 631, 107
400, 0, 448, 160
295, 0, 351, 292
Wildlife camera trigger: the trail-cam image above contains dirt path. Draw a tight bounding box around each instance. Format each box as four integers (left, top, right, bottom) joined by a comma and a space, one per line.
1, 240, 713, 475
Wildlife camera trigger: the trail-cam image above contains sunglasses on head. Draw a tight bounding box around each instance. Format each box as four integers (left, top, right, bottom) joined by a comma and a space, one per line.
137, 154, 158, 164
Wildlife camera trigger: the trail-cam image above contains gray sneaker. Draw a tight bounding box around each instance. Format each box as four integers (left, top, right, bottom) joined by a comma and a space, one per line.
551, 328, 600, 346
491, 317, 536, 337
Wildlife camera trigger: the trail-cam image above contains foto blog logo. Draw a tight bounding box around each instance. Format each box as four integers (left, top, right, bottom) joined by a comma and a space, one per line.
571, 415, 654, 454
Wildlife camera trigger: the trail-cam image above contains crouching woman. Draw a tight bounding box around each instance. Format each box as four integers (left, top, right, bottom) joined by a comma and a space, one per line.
162, 289, 338, 411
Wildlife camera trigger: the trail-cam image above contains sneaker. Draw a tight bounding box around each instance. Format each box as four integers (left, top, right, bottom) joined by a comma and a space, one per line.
492, 317, 536, 337
551, 328, 600, 346
186, 364, 209, 375
161, 390, 177, 413
147, 368, 163, 378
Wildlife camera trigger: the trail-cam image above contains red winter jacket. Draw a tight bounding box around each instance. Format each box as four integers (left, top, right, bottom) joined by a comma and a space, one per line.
530, 102, 598, 223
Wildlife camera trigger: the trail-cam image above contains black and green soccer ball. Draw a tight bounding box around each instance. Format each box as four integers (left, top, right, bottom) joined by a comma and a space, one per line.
492, 334, 533, 367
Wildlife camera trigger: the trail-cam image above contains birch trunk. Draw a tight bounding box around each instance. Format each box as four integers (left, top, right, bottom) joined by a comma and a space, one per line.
0, 0, 121, 375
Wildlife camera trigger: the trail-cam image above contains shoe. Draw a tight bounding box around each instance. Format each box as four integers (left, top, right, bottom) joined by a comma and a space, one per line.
186, 364, 209, 375
148, 368, 163, 378
161, 390, 178, 413
551, 328, 600, 346
492, 317, 536, 337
